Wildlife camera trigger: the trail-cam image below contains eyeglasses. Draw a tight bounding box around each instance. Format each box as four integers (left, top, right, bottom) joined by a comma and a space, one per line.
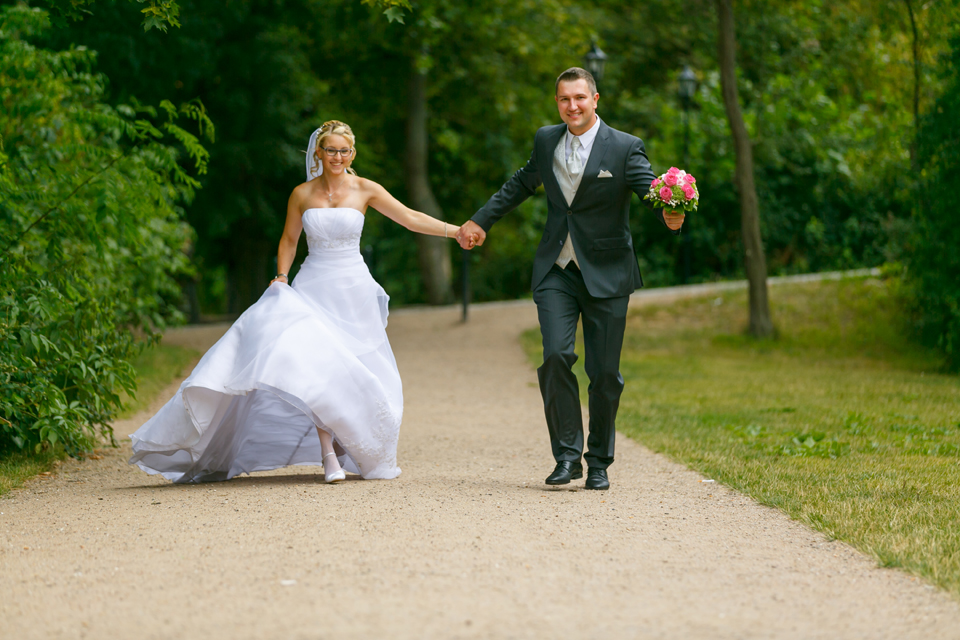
322, 147, 354, 157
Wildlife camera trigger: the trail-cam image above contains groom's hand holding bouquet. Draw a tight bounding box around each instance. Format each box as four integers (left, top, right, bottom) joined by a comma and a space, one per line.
645, 167, 698, 231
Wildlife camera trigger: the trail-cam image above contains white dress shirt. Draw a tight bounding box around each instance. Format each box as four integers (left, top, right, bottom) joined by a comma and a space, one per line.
556, 116, 601, 269
565, 115, 601, 170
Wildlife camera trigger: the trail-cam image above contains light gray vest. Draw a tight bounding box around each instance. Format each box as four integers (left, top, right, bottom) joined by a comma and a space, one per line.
553, 136, 590, 267
552, 136, 587, 205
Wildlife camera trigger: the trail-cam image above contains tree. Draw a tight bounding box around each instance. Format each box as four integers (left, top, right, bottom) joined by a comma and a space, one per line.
906, 27, 960, 369
904, 0, 920, 169
406, 56, 452, 304
0, 4, 213, 453
38, 0, 947, 316
387, 0, 595, 303
715, 0, 773, 337
44, 0, 335, 313
291, 0, 595, 304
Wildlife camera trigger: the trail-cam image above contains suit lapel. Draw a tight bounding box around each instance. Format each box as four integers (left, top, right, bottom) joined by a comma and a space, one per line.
570, 121, 611, 209
540, 124, 568, 207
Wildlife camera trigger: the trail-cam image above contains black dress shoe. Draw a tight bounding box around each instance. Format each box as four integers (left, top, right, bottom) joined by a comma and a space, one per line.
545, 461, 583, 485
584, 468, 609, 490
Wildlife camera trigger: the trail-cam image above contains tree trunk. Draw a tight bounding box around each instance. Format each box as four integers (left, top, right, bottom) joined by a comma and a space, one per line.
904, 0, 920, 170
405, 65, 452, 305
716, 0, 774, 338
228, 220, 271, 315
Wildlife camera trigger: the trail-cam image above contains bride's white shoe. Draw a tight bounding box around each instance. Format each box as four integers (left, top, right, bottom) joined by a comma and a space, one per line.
323, 452, 346, 484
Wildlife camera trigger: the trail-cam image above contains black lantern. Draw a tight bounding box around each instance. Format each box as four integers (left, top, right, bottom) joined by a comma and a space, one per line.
584, 43, 608, 84
678, 65, 698, 107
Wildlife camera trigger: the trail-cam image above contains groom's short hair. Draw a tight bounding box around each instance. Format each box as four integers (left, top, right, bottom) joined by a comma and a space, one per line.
555, 67, 597, 96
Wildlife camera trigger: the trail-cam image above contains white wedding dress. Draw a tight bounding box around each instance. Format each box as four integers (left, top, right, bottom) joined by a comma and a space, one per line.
129, 208, 403, 483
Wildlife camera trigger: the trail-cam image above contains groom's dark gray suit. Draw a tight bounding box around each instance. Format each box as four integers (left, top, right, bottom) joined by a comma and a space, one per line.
471, 118, 678, 470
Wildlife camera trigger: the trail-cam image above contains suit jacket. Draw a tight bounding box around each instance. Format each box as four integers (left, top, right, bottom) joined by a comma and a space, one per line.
471, 119, 678, 299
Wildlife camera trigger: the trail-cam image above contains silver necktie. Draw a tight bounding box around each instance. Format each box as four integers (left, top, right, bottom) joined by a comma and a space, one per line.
567, 136, 582, 176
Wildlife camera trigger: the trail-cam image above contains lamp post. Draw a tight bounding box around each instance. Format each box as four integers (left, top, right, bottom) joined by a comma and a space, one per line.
461, 248, 469, 322
584, 43, 608, 87
678, 65, 697, 284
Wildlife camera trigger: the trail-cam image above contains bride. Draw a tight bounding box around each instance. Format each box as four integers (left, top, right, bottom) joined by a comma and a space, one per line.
129, 120, 461, 484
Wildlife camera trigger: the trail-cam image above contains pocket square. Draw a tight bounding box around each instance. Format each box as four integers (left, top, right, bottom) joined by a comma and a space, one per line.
597, 169, 613, 178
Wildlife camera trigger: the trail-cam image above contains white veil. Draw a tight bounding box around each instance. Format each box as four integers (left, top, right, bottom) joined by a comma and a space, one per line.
305, 128, 322, 181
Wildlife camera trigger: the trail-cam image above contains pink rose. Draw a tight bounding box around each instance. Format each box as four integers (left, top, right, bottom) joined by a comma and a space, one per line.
683, 173, 696, 185
651, 177, 661, 188
658, 186, 674, 201
682, 184, 696, 200
667, 167, 681, 175
663, 172, 679, 187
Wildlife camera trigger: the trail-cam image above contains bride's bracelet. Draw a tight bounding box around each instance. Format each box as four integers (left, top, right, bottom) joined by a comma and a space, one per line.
444, 222, 448, 238
275, 273, 288, 281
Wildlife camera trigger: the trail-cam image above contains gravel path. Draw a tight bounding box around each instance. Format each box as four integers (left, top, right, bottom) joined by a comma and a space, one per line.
3, 288, 959, 639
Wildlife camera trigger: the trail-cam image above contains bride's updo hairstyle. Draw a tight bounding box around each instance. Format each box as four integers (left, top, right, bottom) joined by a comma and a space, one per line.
311, 120, 358, 177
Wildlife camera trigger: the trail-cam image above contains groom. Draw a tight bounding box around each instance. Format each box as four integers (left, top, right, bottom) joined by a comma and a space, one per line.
457, 67, 684, 490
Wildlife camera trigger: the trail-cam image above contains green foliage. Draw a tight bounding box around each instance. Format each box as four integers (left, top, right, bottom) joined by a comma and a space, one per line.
310, 0, 598, 304
36, 0, 960, 312
43, 0, 336, 313
38, 0, 410, 32
45, 0, 597, 308
592, 0, 953, 285
905, 29, 960, 370
38, 0, 181, 31
0, 4, 212, 455
361, 0, 411, 24
0, 341, 197, 496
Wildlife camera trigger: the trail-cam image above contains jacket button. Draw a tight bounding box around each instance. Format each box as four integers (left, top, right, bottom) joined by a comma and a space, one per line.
567, 210, 572, 215
558, 241, 563, 246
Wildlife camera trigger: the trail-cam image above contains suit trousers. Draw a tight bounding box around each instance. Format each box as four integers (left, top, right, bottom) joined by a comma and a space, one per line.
532, 264, 630, 470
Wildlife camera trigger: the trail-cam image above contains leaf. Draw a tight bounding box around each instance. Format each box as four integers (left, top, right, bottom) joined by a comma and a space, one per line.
383, 7, 405, 23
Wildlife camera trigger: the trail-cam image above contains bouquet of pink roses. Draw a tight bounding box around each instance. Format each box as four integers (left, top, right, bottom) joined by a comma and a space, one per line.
644, 167, 699, 213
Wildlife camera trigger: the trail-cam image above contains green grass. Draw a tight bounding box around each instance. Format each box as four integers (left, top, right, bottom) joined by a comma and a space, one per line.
0, 447, 65, 496
522, 276, 960, 596
0, 343, 197, 496
117, 343, 198, 419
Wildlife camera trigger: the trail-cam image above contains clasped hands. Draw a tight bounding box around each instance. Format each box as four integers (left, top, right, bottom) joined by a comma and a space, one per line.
455, 211, 684, 248
455, 220, 486, 250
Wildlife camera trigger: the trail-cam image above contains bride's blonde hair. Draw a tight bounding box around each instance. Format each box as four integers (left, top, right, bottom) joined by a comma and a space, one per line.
312, 120, 358, 176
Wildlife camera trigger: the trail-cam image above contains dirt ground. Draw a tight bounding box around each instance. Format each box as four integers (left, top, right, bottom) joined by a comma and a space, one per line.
2, 292, 959, 639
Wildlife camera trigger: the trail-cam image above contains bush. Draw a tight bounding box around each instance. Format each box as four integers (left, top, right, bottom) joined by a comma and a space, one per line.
0, 5, 212, 454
